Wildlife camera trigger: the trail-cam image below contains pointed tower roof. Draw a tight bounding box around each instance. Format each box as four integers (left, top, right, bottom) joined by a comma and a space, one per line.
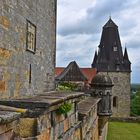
123, 48, 131, 64
91, 18, 131, 72
103, 18, 118, 28
56, 61, 88, 81
92, 51, 98, 68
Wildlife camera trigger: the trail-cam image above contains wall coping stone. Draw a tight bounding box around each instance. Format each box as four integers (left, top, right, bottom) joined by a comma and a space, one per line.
0, 111, 21, 124
0, 91, 84, 109
78, 97, 100, 117
0, 91, 84, 118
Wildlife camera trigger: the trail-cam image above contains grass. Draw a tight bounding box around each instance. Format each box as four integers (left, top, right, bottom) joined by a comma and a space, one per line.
107, 122, 140, 140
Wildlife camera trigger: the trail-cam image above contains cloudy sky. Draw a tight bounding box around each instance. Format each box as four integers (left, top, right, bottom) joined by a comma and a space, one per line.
56, 0, 140, 83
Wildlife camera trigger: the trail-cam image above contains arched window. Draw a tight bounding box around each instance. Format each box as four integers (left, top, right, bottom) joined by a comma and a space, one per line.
113, 96, 118, 107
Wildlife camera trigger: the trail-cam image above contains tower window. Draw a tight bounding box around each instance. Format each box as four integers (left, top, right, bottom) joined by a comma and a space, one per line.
113, 47, 117, 51
113, 96, 118, 107
26, 20, 36, 53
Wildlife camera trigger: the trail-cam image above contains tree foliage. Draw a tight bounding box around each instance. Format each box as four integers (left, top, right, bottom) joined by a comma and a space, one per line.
56, 82, 78, 91
131, 89, 140, 116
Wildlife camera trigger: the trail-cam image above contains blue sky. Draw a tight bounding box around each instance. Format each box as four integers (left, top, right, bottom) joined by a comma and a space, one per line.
56, 0, 140, 84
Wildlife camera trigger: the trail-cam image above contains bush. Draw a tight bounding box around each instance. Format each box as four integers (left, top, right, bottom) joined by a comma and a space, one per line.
56, 82, 78, 91
57, 103, 72, 114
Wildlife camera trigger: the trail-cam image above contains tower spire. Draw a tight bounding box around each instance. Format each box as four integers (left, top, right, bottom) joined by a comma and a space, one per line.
123, 47, 130, 63
109, 12, 111, 19
92, 51, 98, 68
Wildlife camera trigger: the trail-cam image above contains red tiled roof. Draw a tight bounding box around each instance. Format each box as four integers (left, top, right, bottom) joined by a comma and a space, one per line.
55, 67, 97, 83
80, 68, 97, 83
55, 67, 64, 76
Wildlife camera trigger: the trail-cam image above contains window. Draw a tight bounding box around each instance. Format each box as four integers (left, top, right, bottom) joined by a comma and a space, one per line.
113, 42, 117, 51
113, 47, 117, 51
29, 64, 32, 84
113, 96, 118, 107
26, 20, 36, 53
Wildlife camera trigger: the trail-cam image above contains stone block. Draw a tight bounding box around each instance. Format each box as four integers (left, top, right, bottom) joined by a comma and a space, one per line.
54, 123, 59, 140
37, 128, 50, 140
0, 120, 19, 135
74, 128, 81, 140
54, 112, 65, 124
38, 114, 51, 132
69, 113, 76, 127
64, 118, 69, 133
0, 130, 15, 140
0, 81, 6, 91
0, 16, 10, 29
19, 118, 37, 138
59, 121, 64, 136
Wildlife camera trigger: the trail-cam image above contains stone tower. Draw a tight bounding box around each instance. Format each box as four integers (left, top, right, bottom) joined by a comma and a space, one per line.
92, 18, 131, 117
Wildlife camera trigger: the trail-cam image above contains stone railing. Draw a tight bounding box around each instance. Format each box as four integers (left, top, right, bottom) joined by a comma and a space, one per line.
0, 91, 101, 140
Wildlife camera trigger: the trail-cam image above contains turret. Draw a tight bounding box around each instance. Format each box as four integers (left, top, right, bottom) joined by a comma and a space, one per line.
92, 51, 98, 68
90, 74, 113, 116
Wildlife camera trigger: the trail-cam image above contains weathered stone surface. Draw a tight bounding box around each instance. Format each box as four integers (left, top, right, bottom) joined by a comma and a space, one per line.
0, 111, 21, 124
37, 128, 50, 140
0, 0, 56, 98
0, 130, 15, 140
0, 93, 102, 140
64, 118, 69, 133
38, 114, 51, 132
99, 72, 130, 117
78, 97, 100, 117
18, 118, 37, 138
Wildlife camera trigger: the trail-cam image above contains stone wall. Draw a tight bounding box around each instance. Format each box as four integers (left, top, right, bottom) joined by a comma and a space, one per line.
99, 72, 131, 117
0, 92, 104, 140
0, 0, 56, 98
110, 117, 140, 123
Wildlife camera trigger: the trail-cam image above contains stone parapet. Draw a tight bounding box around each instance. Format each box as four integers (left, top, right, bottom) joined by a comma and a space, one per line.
0, 91, 104, 140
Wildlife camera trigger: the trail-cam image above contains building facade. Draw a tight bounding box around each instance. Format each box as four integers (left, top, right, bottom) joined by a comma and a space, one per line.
92, 18, 131, 117
55, 61, 97, 90
0, 0, 56, 98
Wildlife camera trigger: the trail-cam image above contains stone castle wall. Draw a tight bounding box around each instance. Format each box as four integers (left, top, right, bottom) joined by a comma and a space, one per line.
0, 0, 56, 98
0, 92, 101, 140
99, 72, 131, 117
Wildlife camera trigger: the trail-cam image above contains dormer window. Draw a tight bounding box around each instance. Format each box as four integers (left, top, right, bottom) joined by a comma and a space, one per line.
113, 47, 117, 51
113, 42, 117, 51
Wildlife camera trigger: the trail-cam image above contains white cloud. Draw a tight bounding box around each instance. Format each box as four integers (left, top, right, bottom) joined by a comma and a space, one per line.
56, 0, 140, 83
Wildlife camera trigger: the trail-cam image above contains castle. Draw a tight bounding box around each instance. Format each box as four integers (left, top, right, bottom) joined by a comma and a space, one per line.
92, 18, 131, 117
55, 18, 131, 117
0, 0, 131, 139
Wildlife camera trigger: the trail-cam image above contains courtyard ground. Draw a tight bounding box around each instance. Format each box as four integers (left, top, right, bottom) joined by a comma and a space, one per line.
107, 121, 140, 140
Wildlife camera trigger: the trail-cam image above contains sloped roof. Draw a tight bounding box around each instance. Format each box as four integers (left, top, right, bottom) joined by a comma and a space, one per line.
55, 62, 97, 83
56, 61, 87, 81
92, 18, 131, 72
123, 48, 131, 64
103, 18, 118, 28
55, 67, 64, 77
80, 68, 96, 83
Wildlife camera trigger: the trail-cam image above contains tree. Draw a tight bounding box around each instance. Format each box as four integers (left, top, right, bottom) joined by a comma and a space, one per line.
131, 90, 140, 116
